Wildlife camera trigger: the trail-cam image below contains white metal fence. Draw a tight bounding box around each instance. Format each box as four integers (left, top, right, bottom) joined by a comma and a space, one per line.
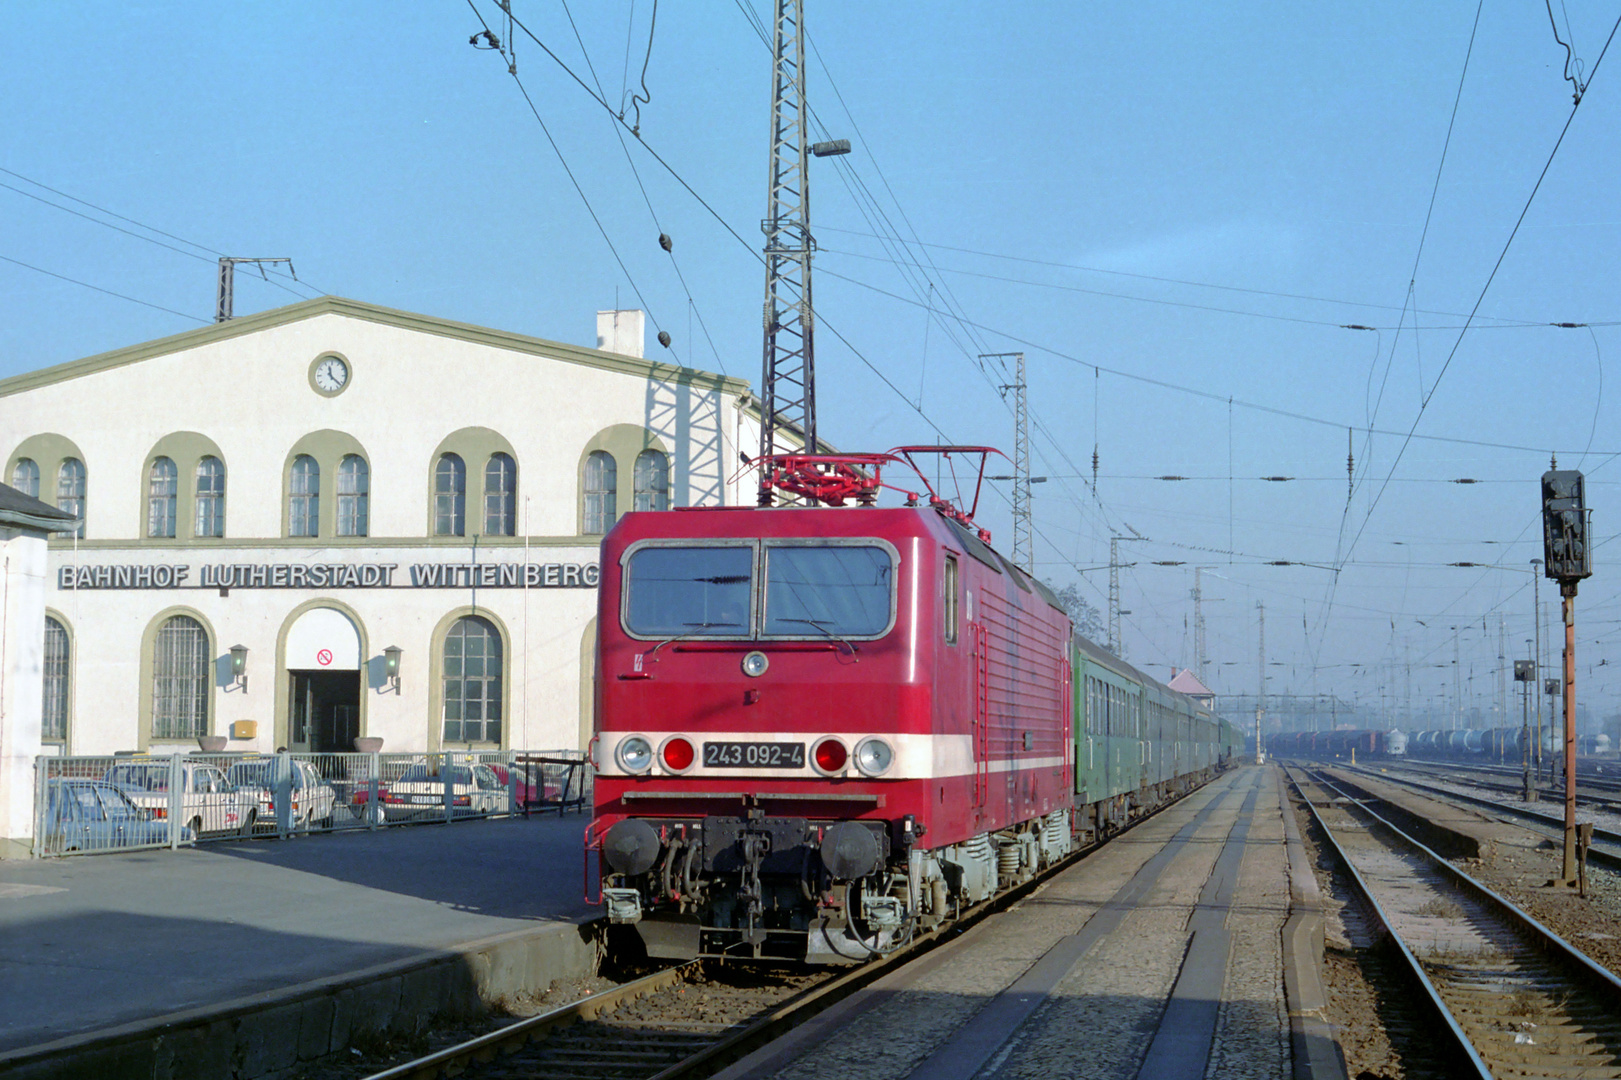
31, 749, 590, 857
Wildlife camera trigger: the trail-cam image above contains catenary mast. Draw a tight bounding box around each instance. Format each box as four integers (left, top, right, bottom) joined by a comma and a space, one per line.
757, 0, 817, 504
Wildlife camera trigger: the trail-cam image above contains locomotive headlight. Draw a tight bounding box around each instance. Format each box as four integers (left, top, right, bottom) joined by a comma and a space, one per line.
615, 735, 654, 774
741, 651, 769, 677
854, 737, 894, 777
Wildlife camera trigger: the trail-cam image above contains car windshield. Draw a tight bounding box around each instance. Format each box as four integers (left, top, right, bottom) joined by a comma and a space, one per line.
227, 762, 300, 789
624, 545, 753, 637
397, 765, 473, 784
762, 546, 893, 637
104, 765, 169, 791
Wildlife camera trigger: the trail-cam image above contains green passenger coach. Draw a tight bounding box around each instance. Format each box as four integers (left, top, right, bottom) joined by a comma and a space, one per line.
1071, 633, 1240, 842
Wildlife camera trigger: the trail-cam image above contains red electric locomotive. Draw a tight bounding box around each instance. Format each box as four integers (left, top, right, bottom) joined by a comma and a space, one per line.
589, 452, 1074, 962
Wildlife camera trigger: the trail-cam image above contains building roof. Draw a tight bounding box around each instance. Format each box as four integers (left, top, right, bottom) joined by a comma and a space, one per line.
0, 295, 752, 399
0, 482, 79, 532
1167, 668, 1215, 697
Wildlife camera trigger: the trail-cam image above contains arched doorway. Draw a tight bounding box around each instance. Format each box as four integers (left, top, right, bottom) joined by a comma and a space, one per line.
284, 607, 363, 753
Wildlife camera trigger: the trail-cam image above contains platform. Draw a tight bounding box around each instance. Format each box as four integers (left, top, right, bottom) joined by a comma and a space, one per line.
0, 815, 598, 1078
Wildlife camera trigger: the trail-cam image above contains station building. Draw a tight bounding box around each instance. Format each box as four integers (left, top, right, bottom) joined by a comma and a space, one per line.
0, 296, 761, 780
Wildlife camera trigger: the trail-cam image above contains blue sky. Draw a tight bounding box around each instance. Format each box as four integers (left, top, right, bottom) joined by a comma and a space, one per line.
3, 2, 1620, 726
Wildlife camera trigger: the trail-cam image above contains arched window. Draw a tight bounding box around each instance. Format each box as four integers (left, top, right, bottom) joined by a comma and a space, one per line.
57, 458, 85, 539
434, 453, 466, 536
10, 458, 39, 498
152, 614, 209, 740
443, 616, 502, 744
584, 450, 617, 534
633, 449, 669, 512
337, 454, 369, 537
484, 452, 517, 536
194, 456, 225, 538
289, 455, 319, 537
147, 457, 178, 538
43, 616, 69, 742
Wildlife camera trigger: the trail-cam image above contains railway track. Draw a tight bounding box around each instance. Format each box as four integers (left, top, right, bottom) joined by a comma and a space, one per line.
1289, 764, 1621, 1077
1322, 761, 1621, 872
1395, 758, 1621, 806
359, 781, 1213, 1080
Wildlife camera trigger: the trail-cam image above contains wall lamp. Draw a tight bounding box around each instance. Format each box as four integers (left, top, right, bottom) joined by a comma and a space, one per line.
383, 645, 402, 694
228, 644, 249, 692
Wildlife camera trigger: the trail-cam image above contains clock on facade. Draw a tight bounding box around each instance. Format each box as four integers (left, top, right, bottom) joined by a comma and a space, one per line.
309, 354, 350, 396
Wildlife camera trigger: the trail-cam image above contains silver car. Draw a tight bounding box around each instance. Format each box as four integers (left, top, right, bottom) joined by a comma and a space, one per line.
226, 758, 338, 830
103, 760, 256, 836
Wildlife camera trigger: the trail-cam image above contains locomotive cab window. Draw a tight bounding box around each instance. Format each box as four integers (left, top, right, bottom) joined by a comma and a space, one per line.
621, 539, 897, 640
762, 544, 892, 638
944, 554, 959, 644
624, 545, 753, 637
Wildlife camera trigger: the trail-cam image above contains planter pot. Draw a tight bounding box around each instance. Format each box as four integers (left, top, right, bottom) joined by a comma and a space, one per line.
198, 736, 228, 753
353, 737, 384, 753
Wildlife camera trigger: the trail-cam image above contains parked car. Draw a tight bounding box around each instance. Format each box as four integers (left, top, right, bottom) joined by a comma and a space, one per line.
41, 778, 192, 853
102, 760, 257, 836
381, 762, 509, 819
225, 758, 338, 830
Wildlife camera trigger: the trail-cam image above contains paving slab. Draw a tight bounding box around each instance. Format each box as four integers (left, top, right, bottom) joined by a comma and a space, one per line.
0, 815, 595, 1053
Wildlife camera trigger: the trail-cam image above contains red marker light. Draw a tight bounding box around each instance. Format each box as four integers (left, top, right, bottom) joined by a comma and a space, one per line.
662, 737, 695, 772
813, 738, 848, 774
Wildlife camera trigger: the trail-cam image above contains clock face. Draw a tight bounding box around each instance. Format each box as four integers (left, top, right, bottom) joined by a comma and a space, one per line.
313, 356, 349, 392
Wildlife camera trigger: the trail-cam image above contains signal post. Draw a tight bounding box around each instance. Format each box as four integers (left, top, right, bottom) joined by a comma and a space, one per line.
1541, 465, 1592, 888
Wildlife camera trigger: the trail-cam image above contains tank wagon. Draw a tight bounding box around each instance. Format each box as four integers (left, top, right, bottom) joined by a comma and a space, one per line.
588, 457, 1241, 963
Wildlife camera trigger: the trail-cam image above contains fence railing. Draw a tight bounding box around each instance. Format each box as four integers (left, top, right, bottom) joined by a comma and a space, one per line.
31, 749, 590, 858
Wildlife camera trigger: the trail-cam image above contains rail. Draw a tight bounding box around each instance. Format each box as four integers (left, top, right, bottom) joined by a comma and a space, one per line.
1327, 761, 1621, 873
1287, 764, 1621, 1077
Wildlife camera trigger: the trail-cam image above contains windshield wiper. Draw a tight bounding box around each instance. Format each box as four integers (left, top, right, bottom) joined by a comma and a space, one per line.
646, 621, 750, 657
775, 618, 858, 655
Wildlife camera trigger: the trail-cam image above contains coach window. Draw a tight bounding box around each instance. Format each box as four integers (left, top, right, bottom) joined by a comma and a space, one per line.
484, 452, 517, 535
337, 454, 369, 536
10, 458, 38, 498
943, 554, 959, 644
434, 453, 466, 536
443, 616, 502, 744
288, 455, 320, 537
43, 616, 70, 745
57, 458, 85, 538
632, 449, 668, 512
194, 456, 225, 538
147, 457, 178, 538
151, 614, 210, 741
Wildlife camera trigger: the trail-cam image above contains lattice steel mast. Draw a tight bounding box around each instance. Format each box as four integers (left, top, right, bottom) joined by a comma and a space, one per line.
757, 0, 816, 504
987, 352, 1030, 571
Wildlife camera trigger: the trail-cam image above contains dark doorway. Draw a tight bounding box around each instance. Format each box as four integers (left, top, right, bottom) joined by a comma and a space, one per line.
289, 670, 361, 753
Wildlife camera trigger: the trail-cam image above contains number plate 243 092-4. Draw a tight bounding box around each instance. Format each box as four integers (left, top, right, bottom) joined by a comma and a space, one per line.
702, 741, 807, 768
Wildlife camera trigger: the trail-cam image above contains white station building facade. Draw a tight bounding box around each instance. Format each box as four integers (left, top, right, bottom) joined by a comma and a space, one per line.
0, 296, 765, 783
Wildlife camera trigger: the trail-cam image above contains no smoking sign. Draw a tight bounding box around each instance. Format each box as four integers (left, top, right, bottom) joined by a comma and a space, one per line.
316, 649, 333, 667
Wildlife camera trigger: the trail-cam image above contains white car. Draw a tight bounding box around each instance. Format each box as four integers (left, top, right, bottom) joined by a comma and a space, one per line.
225, 758, 339, 830
102, 760, 256, 836
381, 762, 508, 819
